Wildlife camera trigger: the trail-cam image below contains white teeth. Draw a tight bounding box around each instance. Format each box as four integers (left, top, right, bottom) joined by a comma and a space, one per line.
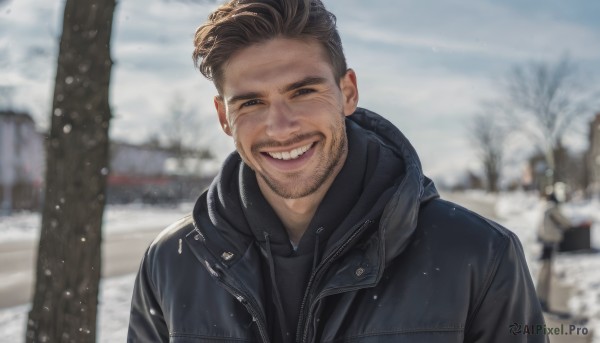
267, 143, 312, 160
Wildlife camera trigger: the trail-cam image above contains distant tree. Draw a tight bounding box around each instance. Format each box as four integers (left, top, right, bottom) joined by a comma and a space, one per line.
501, 55, 599, 185
163, 94, 195, 170
26, 0, 116, 342
144, 133, 162, 149
469, 108, 506, 193
161, 94, 213, 175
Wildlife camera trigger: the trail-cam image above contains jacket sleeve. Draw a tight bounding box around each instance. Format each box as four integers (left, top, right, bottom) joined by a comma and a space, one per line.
464, 233, 548, 343
127, 248, 169, 342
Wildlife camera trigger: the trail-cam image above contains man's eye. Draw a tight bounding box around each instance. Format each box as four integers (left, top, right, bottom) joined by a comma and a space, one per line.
241, 99, 260, 108
294, 88, 315, 96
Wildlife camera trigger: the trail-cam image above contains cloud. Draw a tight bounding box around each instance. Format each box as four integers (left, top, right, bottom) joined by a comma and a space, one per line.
329, 0, 600, 61
325, 0, 600, 180
3, 0, 599, 183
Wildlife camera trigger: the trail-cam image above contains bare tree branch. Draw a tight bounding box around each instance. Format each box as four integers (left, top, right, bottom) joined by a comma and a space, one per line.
499, 55, 600, 184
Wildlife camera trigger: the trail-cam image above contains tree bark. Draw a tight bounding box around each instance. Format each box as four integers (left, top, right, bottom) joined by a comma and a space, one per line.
26, 1, 116, 342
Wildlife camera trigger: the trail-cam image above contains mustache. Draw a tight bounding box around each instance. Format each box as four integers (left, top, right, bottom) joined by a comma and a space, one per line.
251, 132, 323, 152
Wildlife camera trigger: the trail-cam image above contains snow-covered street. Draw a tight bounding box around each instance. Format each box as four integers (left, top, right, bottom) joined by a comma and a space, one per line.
0, 203, 193, 342
496, 192, 600, 342
0, 202, 194, 243
0, 192, 599, 342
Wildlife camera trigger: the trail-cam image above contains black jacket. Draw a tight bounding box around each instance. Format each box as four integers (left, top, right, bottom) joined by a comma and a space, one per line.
128, 108, 546, 342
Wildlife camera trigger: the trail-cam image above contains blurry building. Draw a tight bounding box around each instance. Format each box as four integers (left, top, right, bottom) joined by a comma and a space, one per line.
0, 110, 215, 211
587, 113, 600, 197
0, 111, 45, 212
525, 149, 587, 196
107, 142, 215, 204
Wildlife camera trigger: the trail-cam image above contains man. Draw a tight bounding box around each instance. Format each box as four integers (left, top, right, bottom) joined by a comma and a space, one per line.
128, 0, 546, 342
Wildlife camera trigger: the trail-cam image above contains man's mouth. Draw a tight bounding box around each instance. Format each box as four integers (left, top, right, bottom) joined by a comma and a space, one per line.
265, 142, 313, 161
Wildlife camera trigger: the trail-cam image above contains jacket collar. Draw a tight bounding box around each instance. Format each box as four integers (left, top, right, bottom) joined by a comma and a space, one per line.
346, 108, 438, 264
189, 107, 439, 282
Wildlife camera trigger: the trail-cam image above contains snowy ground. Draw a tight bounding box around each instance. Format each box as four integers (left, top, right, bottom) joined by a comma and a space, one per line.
495, 191, 600, 341
0, 192, 599, 342
0, 202, 194, 243
0, 203, 193, 342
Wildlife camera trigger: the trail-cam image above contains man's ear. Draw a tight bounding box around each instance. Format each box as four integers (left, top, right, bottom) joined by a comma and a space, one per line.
214, 96, 232, 136
340, 68, 359, 116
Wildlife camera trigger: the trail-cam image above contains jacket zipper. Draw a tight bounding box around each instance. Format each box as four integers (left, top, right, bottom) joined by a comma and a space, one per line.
296, 220, 374, 343
213, 270, 271, 343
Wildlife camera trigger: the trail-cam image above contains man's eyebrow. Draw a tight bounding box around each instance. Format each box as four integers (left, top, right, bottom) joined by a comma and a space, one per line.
283, 76, 328, 93
227, 92, 263, 107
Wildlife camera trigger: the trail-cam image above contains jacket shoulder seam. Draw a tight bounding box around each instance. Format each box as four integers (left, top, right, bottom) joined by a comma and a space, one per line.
148, 214, 195, 250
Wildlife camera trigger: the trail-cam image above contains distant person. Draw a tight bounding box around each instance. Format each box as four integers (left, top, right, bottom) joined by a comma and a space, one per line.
536, 192, 573, 311
127, 0, 546, 341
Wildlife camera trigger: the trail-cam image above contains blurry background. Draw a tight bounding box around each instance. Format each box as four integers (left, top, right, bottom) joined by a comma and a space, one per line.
1, 0, 600, 342
1, 0, 600, 199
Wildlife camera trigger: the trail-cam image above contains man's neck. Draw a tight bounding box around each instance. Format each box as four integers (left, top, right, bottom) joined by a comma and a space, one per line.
257, 175, 336, 246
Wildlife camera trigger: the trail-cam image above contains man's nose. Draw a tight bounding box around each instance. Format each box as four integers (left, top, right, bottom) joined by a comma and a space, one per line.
265, 101, 300, 140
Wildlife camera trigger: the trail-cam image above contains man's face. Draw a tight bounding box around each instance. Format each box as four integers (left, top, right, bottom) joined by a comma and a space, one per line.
215, 38, 358, 199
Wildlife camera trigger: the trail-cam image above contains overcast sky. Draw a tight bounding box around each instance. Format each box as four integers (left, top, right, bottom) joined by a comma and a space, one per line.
1, 0, 600, 185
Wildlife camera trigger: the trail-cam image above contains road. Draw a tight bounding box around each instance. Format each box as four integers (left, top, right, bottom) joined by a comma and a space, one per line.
439, 191, 497, 220
0, 228, 163, 309
0, 193, 497, 310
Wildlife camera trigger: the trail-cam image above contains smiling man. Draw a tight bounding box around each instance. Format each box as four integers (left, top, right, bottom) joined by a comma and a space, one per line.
215, 37, 357, 244
127, 1, 546, 342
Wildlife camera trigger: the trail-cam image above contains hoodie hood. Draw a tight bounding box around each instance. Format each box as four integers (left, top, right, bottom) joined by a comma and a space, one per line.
348, 108, 439, 263
192, 107, 438, 267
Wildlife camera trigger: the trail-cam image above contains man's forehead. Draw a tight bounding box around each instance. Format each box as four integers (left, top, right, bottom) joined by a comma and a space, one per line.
220, 38, 336, 96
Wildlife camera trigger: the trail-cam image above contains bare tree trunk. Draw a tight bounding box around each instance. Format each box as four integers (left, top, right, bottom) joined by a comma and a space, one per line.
26, 1, 116, 342
484, 161, 500, 193
469, 111, 506, 193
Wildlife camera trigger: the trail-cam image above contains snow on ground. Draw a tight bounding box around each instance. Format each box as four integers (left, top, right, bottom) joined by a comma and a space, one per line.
0, 193, 599, 342
0, 202, 194, 243
494, 191, 600, 342
0, 203, 192, 342
0, 274, 136, 342
0, 211, 42, 243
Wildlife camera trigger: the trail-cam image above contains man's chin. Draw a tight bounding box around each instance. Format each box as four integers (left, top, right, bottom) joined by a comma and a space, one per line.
260, 175, 324, 200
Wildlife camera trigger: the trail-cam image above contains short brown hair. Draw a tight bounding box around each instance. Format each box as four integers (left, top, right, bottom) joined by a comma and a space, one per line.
192, 0, 347, 93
